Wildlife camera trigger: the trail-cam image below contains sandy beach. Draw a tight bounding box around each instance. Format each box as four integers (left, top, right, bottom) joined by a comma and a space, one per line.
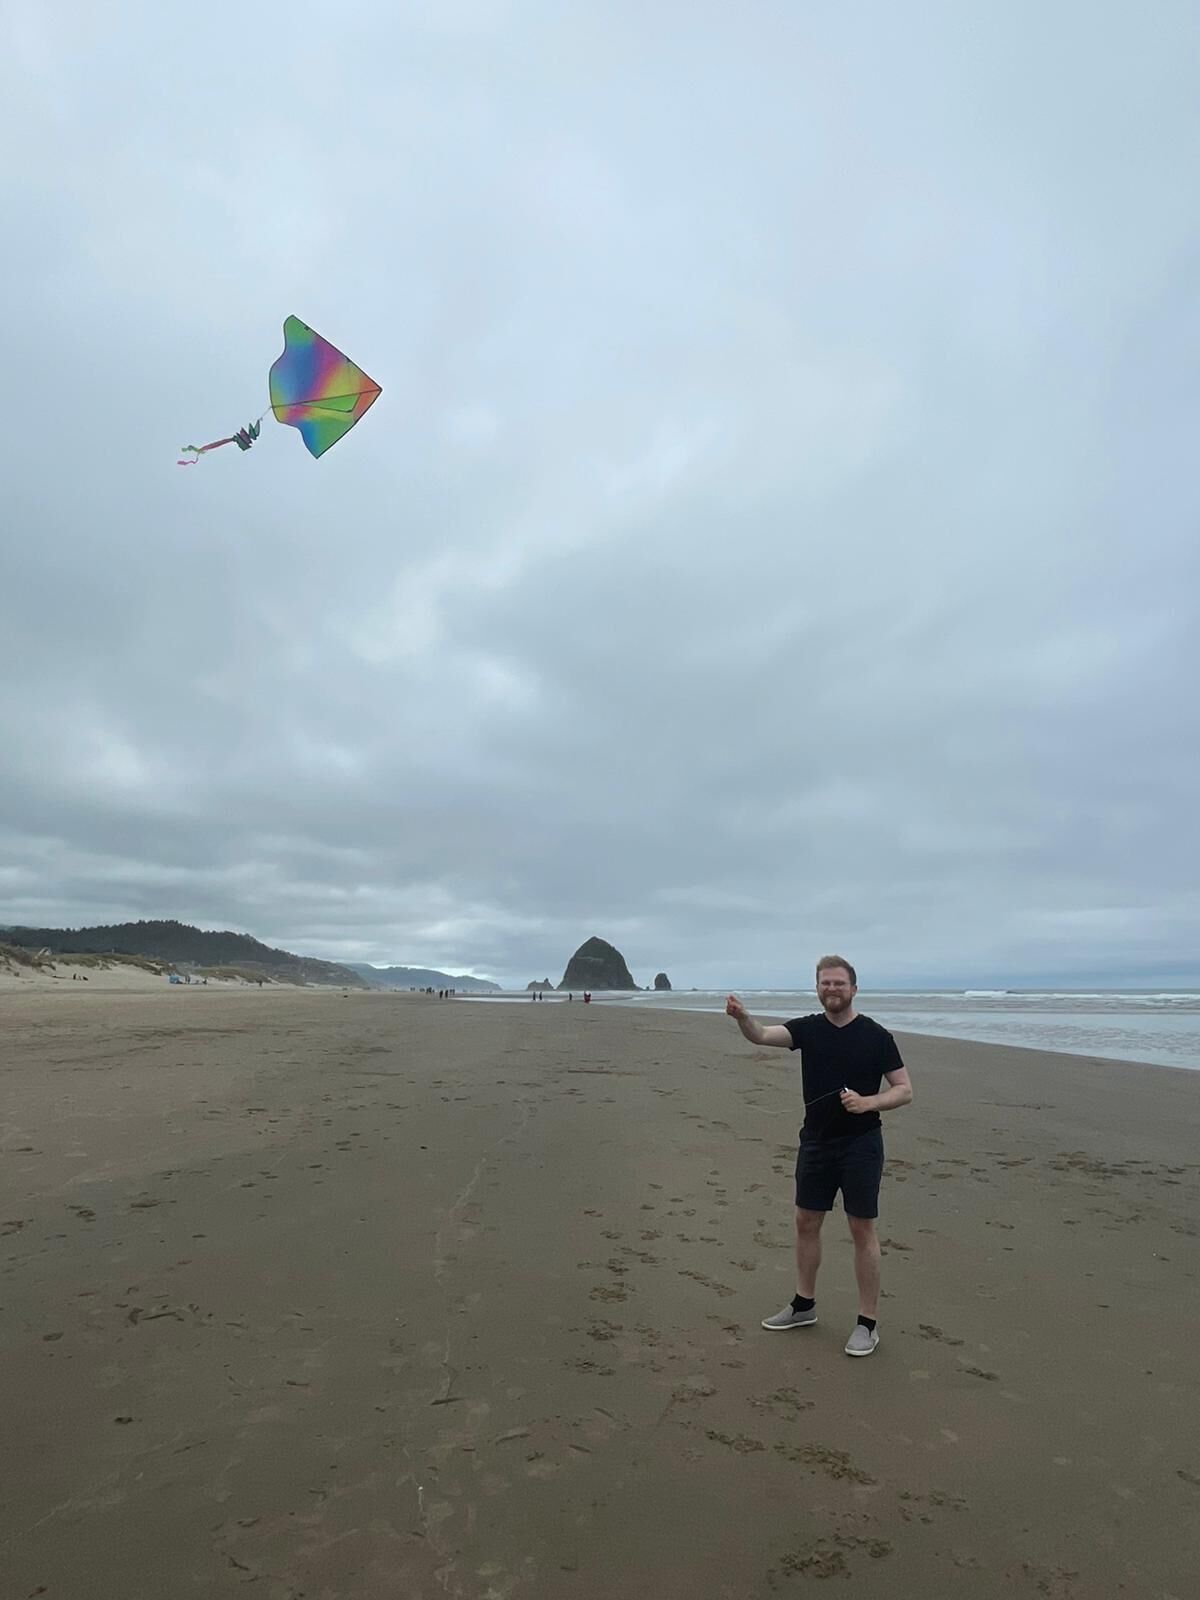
2, 987, 1197, 1598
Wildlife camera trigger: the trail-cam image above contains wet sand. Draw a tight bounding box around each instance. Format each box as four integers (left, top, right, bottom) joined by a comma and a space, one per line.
2, 987, 1198, 1598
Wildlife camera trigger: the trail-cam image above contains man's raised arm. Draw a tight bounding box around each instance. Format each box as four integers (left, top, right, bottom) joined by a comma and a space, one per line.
726, 994, 793, 1048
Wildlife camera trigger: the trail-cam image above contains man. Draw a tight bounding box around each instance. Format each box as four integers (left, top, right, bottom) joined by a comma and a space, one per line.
726, 956, 912, 1357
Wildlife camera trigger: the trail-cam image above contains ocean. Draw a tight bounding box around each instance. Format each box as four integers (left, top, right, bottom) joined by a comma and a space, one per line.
461, 986, 1200, 1072
599, 989, 1200, 1071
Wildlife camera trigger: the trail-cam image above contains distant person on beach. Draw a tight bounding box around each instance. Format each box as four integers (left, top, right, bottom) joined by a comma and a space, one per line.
726, 955, 913, 1357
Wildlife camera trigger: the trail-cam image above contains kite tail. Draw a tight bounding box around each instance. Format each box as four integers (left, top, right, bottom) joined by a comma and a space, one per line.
178, 436, 239, 465
177, 417, 263, 466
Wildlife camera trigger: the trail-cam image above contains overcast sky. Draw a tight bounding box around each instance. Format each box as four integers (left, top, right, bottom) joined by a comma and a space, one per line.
2, 1, 1198, 990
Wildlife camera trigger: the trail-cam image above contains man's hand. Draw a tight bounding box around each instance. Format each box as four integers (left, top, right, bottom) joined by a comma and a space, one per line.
839, 1088, 876, 1114
725, 995, 747, 1020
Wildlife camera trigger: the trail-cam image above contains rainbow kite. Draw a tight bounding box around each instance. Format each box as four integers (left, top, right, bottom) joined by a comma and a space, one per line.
179, 316, 381, 465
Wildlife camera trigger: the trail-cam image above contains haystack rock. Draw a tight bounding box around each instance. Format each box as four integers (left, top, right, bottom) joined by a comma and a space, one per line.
653, 972, 671, 991
559, 936, 637, 991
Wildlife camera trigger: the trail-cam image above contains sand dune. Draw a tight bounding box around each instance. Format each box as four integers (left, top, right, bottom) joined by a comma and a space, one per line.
0, 950, 288, 993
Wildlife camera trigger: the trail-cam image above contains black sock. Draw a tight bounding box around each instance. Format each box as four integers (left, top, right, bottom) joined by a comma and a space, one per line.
791, 1294, 815, 1314
857, 1315, 877, 1333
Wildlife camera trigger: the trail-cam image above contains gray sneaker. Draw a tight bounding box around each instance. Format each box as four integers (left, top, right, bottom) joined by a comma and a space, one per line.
761, 1302, 818, 1331
844, 1323, 879, 1357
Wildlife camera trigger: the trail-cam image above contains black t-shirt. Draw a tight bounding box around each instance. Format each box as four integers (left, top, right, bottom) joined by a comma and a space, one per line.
784, 1013, 904, 1141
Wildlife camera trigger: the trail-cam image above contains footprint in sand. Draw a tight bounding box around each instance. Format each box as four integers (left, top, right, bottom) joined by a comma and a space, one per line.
898, 1489, 968, 1523
590, 1286, 627, 1303
578, 1258, 628, 1277
671, 1378, 717, 1403
753, 1230, 788, 1250
750, 1387, 814, 1419
771, 1543, 852, 1583
918, 1323, 964, 1347
774, 1443, 876, 1484
1010, 1561, 1079, 1597
770, 1534, 891, 1587
706, 1430, 765, 1454
678, 1269, 736, 1298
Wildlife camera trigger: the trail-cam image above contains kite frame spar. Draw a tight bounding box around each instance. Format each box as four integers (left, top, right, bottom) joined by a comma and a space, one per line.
178, 316, 381, 465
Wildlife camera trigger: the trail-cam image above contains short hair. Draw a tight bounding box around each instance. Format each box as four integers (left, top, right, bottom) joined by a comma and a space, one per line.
816, 954, 857, 986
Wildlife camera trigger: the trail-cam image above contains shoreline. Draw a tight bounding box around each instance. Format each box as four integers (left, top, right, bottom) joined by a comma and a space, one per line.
7, 971, 1196, 1072
462, 991, 1200, 1075
3, 989, 1198, 1596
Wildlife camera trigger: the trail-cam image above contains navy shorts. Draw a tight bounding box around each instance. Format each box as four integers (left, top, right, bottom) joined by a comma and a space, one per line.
795, 1129, 884, 1218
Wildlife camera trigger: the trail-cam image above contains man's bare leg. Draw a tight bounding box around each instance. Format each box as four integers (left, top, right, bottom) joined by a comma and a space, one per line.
794, 1207, 825, 1298
847, 1214, 880, 1318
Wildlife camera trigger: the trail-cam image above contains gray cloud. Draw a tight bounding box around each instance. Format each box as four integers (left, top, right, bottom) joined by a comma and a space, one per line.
2, 2, 1198, 987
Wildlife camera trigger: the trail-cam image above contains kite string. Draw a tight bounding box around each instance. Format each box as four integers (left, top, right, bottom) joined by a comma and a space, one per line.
803, 1086, 850, 1108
